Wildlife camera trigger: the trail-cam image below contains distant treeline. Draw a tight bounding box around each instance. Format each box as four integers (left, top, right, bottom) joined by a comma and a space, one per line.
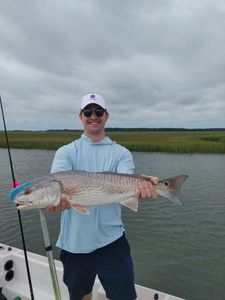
3, 127, 225, 133
106, 128, 225, 132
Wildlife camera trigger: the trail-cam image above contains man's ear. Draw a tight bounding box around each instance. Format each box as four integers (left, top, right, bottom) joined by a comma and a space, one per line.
105, 111, 109, 120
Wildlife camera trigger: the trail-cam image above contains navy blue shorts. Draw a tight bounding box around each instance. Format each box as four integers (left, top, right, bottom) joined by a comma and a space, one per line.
60, 234, 137, 300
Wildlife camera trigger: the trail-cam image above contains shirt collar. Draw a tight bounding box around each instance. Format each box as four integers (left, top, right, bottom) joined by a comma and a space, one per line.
81, 134, 114, 145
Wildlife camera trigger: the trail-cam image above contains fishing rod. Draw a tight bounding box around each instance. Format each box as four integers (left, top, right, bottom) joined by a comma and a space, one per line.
0, 96, 62, 300
0, 95, 35, 300
39, 209, 62, 300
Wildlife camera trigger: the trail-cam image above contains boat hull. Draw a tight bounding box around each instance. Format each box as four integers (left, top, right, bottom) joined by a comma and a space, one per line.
0, 243, 185, 300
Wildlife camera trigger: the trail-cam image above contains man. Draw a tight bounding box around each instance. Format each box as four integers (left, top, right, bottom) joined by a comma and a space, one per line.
48, 93, 159, 300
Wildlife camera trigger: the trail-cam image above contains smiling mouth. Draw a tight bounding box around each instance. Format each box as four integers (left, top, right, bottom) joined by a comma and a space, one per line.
88, 121, 101, 125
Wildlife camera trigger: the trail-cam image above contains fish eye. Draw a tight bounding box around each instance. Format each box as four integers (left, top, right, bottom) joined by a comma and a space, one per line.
164, 181, 169, 186
23, 190, 30, 195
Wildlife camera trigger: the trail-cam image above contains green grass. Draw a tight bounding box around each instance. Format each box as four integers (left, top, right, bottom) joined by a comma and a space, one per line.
0, 130, 225, 153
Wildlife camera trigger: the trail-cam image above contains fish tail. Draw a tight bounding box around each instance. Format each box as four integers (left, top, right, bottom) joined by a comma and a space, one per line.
159, 175, 188, 205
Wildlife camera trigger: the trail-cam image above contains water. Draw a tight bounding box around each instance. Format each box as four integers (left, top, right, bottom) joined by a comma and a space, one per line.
0, 149, 225, 300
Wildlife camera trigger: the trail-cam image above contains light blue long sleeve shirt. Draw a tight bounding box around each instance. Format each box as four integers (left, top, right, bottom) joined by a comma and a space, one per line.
51, 134, 134, 253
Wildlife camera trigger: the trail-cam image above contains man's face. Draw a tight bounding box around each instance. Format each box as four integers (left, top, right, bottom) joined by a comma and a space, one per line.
79, 104, 109, 136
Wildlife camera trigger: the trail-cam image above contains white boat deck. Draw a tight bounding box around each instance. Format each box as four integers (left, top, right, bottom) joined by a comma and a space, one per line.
0, 243, 185, 300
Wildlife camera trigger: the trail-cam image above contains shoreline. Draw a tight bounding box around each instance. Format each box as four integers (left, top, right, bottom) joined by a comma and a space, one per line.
0, 130, 225, 154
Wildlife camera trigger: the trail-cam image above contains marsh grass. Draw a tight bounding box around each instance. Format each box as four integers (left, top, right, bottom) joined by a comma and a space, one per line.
0, 130, 225, 153
107, 131, 225, 153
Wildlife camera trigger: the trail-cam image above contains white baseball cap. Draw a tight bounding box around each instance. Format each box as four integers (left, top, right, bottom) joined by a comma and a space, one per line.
80, 93, 107, 110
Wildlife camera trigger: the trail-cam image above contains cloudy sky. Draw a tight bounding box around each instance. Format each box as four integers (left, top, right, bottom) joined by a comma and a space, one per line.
0, 0, 225, 130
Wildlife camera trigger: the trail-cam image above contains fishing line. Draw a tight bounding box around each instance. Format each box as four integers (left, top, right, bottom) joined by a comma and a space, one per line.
0, 95, 35, 300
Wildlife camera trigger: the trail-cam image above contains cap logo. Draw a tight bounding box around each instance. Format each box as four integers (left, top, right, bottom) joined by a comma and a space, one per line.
90, 94, 96, 99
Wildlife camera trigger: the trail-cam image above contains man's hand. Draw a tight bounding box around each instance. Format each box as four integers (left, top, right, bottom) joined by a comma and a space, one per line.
134, 176, 159, 200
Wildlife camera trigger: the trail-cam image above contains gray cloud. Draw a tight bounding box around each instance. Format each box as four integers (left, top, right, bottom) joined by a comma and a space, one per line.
0, 0, 225, 130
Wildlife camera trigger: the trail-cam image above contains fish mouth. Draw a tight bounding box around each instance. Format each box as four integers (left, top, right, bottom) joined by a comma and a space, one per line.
16, 204, 31, 210
15, 201, 36, 210
14, 199, 33, 208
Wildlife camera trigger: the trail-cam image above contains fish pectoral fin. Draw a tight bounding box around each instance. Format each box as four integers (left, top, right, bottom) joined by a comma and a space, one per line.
63, 187, 77, 196
72, 204, 90, 215
121, 198, 138, 212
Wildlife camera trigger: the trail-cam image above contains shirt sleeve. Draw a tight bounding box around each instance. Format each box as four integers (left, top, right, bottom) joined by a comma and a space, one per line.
51, 145, 73, 173
116, 147, 134, 174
